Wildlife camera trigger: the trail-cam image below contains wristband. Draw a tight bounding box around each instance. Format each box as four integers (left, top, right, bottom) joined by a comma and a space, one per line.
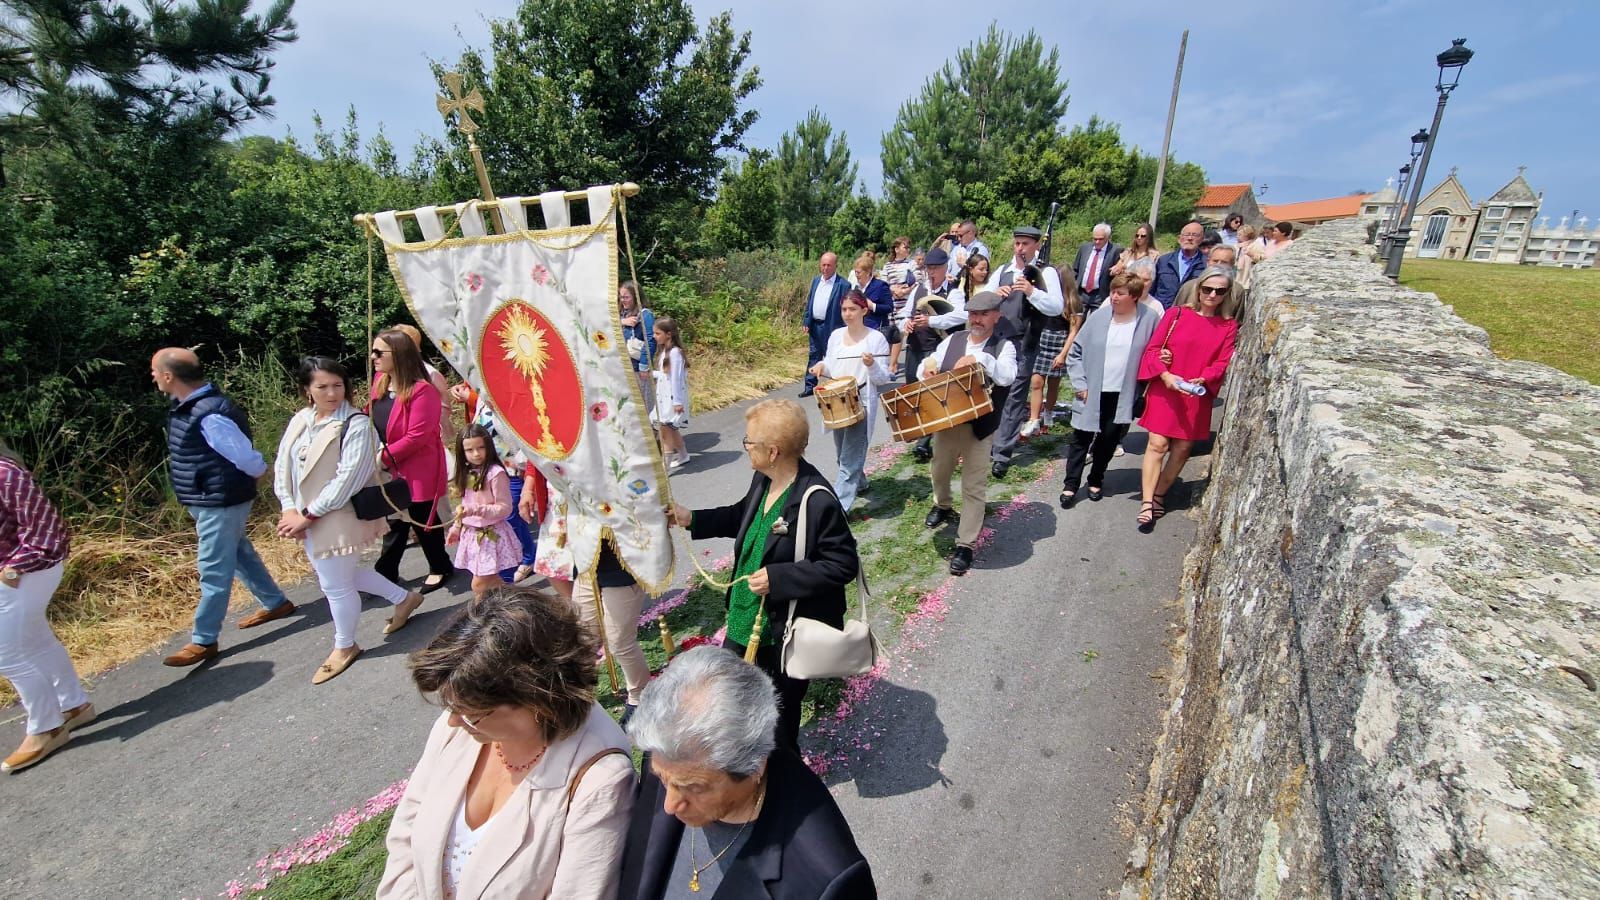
301, 508, 320, 522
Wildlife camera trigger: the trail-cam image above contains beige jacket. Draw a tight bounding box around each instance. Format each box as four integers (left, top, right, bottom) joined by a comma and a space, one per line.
274, 406, 388, 560
378, 706, 635, 900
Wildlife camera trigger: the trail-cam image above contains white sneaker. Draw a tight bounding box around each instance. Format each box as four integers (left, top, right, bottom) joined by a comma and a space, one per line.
1114, 444, 1126, 457
668, 452, 689, 470
1020, 419, 1040, 439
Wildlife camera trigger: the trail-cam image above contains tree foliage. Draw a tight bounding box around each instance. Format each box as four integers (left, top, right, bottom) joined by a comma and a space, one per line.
772, 108, 855, 258
0, 0, 298, 184
880, 23, 1066, 239
436, 0, 760, 267
702, 149, 777, 252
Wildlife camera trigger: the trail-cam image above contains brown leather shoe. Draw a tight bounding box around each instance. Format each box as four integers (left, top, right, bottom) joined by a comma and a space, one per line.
62, 703, 97, 733
163, 643, 219, 667
3, 726, 71, 774
237, 601, 296, 629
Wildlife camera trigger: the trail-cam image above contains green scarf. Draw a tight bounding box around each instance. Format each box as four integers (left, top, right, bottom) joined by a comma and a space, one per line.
724, 482, 792, 648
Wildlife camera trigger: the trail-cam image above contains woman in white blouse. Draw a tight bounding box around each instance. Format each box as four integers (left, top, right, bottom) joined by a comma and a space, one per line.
807, 289, 892, 511
273, 357, 424, 684
380, 588, 634, 900
1060, 274, 1161, 507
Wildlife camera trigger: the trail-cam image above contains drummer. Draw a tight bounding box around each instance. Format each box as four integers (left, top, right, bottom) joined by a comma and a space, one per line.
918, 290, 1017, 576
807, 289, 892, 512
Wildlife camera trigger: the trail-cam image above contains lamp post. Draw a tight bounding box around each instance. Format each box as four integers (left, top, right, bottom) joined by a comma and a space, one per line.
1380, 130, 1429, 255
1385, 39, 1474, 279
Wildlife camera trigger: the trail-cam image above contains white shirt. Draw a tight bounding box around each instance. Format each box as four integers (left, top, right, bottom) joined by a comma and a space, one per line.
1080, 245, 1107, 290
923, 331, 1019, 387
1102, 317, 1138, 388
984, 259, 1066, 318
810, 275, 837, 321
443, 797, 490, 900
819, 328, 893, 443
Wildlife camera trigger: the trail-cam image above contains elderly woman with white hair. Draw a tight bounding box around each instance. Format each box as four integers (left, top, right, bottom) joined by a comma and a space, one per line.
618, 646, 875, 899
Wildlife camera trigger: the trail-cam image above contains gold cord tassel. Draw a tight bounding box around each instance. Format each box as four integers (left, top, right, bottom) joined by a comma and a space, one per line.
744, 604, 764, 664
658, 617, 676, 660
588, 573, 621, 694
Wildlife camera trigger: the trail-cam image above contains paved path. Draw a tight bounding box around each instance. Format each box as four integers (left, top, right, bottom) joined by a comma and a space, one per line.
0, 383, 1195, 899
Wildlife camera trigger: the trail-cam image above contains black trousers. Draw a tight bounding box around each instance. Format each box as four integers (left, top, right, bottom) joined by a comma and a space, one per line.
903, 343, 935, 454
374, 498, 455, 581
722, 638, 809, 754
804, 322, 829, 393
1062, 392, 1129, 493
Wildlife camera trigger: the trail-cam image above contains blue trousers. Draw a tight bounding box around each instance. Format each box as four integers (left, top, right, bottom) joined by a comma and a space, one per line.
499, 474, 539, 583
803, 323, 829, 393
831, 419, 870, 511
187, 501, 288, 646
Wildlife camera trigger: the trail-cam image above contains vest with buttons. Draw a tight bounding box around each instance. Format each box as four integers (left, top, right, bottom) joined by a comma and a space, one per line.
938, 330, 1011, 441
167, 388, 259, 508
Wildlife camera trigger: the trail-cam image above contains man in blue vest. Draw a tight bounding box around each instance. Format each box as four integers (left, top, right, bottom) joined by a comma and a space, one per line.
151, 348, 292, 667
1150, 221, 1207, 308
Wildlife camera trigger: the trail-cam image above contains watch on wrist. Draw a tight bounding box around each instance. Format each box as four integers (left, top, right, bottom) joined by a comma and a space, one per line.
301, 508, 319, 522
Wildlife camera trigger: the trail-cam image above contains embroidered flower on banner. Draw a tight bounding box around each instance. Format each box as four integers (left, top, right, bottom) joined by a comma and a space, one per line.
627, 478, 649, 496
465, 272, 484, 292
589, 401, 610, 422
593, 331, 611, 351
598, 501, 614, 516
531, 264, 551, 286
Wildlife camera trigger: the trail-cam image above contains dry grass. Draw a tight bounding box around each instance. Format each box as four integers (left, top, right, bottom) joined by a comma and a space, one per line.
0, 508, 310, 710
688, 335, 808, 413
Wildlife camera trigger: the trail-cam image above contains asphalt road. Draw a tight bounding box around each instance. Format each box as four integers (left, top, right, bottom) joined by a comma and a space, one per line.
0, 382, 1194, 899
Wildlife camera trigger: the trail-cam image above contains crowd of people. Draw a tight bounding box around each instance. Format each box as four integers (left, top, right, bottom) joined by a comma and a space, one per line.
0, 210, 1277, 898
798, 216, 1255, 574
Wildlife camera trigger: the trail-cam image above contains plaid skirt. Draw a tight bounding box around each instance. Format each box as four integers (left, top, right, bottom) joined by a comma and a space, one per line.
1032, 328, 1070, 376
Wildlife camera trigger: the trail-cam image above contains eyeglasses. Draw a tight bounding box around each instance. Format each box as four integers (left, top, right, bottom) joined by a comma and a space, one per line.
741, 437, 766, 450
1198, 285, 1230, 296
370, 349, 391, 357
450, 707, 492, 731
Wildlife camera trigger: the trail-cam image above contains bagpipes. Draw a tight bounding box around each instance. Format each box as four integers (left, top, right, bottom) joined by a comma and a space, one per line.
1021, 199, 1060, 289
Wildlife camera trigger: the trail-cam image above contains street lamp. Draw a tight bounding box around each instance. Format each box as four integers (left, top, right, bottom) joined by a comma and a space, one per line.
1384, 39, 1474, 279
1380, 130, 1429, 254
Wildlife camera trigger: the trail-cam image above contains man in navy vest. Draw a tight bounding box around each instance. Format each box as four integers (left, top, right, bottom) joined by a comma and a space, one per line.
151, 348, 292, 667
918, 291, 1018, 576
1150, 221, 1207, 308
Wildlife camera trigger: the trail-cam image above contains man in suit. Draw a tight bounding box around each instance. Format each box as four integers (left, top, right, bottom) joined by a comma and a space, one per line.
1150, 220, 1207, 308
1071, 222, 1121, 311
800, 251, 849, 397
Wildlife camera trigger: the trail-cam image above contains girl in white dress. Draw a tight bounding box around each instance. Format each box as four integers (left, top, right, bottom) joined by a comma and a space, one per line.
807, 290, 892, 510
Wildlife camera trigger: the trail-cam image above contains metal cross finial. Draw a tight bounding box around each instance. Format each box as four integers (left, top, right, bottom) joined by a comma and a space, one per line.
437, 71, 486, 136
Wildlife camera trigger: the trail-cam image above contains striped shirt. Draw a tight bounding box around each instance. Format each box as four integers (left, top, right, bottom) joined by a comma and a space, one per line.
0, 457, 69, 573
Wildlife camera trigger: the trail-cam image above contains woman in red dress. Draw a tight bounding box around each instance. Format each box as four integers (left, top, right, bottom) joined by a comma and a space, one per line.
1135, 266, 1240, 532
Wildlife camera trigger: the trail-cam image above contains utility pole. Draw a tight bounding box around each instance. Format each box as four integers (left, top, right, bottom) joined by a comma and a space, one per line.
1149, 30, 1188, 229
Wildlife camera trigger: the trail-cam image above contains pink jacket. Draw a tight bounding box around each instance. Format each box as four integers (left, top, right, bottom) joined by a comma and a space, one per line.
371, 380, 448, 503
458, 465, 513, 529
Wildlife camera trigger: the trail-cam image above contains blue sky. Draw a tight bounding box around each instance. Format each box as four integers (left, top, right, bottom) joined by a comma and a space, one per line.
246, 0, 1597, 223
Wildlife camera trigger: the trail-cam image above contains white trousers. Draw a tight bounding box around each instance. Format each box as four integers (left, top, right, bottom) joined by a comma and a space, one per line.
305, 542, 410, 650
571, 579, 649, 705
0, 562, 88, 735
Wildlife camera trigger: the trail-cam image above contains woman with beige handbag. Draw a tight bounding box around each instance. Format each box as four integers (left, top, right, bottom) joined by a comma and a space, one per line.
667, 398, 874, 753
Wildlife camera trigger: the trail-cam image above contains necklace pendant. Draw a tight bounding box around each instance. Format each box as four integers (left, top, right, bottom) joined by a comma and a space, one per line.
689, 872, 701, 893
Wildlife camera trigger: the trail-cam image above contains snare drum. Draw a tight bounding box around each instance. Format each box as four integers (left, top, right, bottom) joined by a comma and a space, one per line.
815, 377, 866, 430
878, 365, 992, 442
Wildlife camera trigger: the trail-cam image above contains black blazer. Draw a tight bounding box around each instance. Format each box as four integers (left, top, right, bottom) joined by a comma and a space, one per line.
1071, 241, 1121, 305
688, 459, 858, 631
618, 749, 877, 899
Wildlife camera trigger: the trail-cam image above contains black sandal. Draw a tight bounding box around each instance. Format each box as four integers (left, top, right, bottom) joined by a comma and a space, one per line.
1087, 486, 1103, 502
1137, 501, 1157, 533
1151, 492, 1167, 521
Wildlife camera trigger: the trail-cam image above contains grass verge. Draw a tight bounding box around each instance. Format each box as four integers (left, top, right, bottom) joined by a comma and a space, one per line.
1399, 258, 1600, 384
237, 424, 1072, 896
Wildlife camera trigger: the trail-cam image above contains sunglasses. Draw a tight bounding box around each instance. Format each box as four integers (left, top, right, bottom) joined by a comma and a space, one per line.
370, 348, 392, 357
1198, 285, 1230, 296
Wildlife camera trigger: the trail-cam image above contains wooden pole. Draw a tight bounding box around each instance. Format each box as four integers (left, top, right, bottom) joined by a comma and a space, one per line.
1149, 30, 1189, 229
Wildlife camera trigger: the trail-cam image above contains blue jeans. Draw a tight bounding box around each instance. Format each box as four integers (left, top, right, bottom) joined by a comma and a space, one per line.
831, 419, 870, 511
500, 475, 539, 583
187, 501, 289, 646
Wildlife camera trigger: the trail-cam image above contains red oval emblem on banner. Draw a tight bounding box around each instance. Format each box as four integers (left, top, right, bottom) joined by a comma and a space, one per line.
478, 301, 585, 461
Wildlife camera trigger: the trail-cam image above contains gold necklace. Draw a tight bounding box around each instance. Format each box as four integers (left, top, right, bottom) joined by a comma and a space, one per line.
687, 779, 767, 892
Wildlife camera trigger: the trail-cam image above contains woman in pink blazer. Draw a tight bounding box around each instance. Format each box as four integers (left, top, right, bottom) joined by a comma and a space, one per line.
369, 328, 454, 592
380, 588, 634, 900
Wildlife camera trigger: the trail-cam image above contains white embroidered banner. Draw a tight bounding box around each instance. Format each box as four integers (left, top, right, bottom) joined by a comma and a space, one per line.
368, 185, 673, 591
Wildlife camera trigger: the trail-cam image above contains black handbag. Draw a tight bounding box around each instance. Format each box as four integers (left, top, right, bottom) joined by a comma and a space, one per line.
341, 414, 413, 520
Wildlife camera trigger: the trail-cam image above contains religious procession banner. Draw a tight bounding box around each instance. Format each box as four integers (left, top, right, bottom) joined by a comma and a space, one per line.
364, 185, 673, 592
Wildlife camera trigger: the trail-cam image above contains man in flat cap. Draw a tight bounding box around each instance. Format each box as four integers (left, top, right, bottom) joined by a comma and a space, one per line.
899, 246, 953, 461
918, 291, 1017, 576
983, 225, 1065, 478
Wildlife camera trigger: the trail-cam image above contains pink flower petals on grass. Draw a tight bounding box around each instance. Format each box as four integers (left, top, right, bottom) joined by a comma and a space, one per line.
221, 779, 408, 897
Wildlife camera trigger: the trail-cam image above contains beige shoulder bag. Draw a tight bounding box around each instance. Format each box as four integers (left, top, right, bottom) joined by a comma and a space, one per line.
779, 485, 884, 680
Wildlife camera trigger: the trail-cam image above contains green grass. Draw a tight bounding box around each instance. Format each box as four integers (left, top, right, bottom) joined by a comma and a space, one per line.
240, 427, 1071, 897
1399, 258, 1600, 383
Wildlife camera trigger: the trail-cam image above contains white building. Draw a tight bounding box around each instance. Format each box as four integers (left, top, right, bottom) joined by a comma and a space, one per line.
1400, 166, 1596, 269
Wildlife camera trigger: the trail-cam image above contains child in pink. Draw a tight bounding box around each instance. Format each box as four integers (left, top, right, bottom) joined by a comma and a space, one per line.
447, 424, 520, 598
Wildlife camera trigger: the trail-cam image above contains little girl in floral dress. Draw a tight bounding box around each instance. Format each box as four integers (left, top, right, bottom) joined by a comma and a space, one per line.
447, 424, 521, 598
652, 316, 691, 470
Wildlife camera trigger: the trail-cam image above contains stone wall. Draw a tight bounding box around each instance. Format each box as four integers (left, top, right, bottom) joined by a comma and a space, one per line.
1122, 220, 1600, 898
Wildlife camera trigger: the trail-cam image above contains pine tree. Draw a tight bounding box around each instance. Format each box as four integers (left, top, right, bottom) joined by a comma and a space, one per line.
772, 108, 855, 258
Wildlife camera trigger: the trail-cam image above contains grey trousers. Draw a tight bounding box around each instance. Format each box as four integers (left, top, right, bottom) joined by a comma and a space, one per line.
990, 344, 1037, 464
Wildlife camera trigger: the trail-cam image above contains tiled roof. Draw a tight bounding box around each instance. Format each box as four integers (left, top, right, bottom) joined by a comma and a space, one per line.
1196, 183, 1252, 208
1261, 194, 1373, 223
